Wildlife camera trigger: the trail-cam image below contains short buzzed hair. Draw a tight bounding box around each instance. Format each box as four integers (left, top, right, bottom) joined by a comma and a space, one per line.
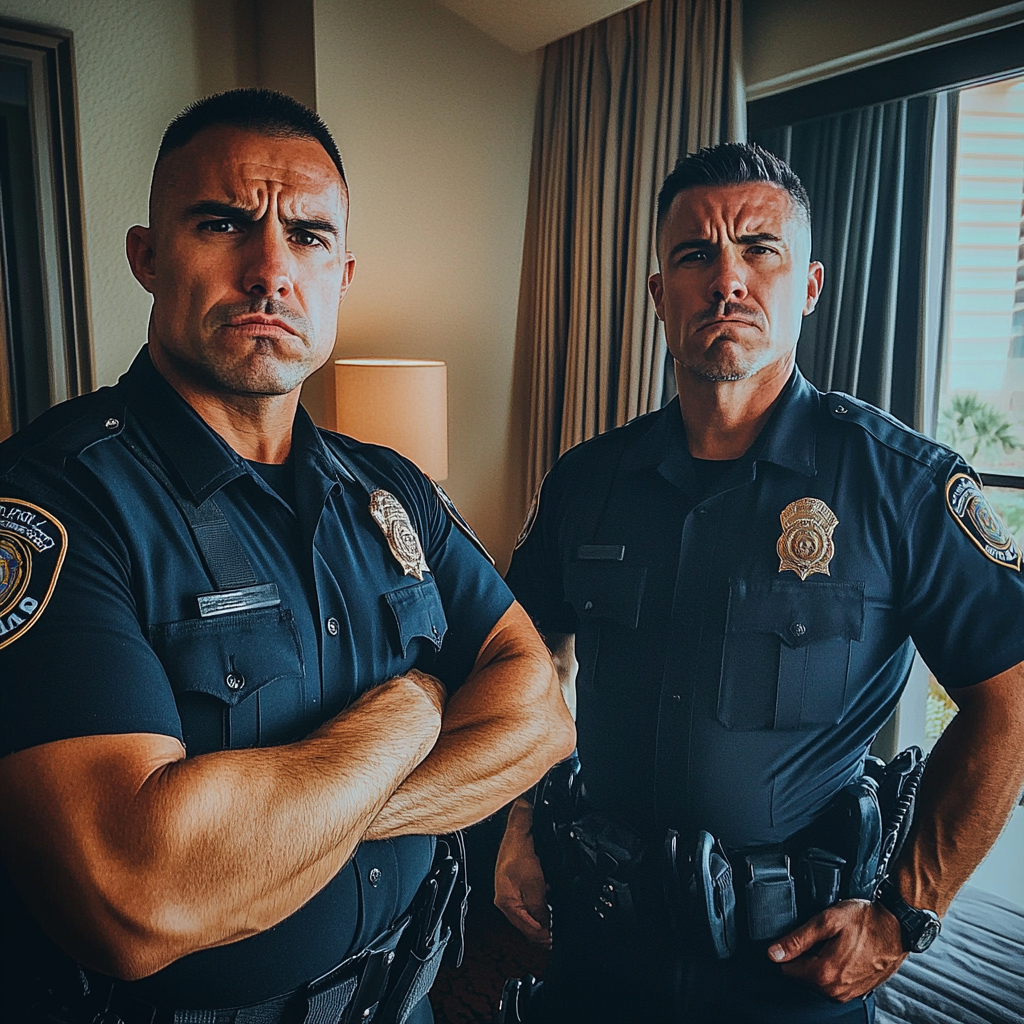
656, 142, 810, 242
157, 88, 347, 187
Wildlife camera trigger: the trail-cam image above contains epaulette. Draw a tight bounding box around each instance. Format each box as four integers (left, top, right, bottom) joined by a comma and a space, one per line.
825, 392, 952, 470
0, 386, 127, 478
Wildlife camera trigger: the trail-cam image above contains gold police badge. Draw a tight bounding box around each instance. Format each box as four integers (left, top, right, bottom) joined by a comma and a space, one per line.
0, 499, 67, 650
777, 497, 839, 580
369, 490, 430, 581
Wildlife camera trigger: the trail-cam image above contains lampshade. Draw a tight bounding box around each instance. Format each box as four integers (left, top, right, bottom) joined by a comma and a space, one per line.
334, 358, 448, 480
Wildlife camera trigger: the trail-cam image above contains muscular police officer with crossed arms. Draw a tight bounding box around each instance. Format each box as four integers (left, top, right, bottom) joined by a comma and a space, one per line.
0, 89, 575, 1022
495, 144, 1024, 1023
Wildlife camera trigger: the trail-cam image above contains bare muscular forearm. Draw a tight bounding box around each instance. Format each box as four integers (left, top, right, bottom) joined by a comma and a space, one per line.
894, 662, 1024, 915
0, 673, 443, 980
364, 605, 576, 839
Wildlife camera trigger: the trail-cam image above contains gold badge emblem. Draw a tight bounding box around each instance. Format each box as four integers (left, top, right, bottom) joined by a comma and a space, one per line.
777, 498, 839, 580
369, 490, 430, 581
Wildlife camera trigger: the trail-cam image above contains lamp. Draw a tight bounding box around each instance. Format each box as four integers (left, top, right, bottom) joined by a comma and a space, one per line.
334, 358, 448, 481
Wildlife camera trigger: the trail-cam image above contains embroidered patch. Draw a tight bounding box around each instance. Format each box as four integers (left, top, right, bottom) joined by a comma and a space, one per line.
0, 499, 67, 650
430, 480, 494, 565
777, 497, 839, 580
945, 472, 1021, 570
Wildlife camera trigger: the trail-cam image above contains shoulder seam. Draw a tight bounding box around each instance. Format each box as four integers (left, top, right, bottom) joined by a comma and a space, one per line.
827, 393, 953, 470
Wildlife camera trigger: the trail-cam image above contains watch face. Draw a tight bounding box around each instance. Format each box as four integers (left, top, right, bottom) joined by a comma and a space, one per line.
910, 914, 941, 953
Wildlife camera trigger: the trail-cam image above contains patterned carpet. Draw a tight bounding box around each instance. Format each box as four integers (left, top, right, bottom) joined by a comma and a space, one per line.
429, 814, 549, 1024
430, 903, 549, 1024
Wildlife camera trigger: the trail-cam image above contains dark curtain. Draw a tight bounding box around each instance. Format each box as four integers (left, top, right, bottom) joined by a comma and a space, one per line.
517, 0, 746, 503
755, 94, 954, 433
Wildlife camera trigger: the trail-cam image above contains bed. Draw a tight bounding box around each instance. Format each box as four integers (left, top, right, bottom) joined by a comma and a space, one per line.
876, 886, 1024, 1024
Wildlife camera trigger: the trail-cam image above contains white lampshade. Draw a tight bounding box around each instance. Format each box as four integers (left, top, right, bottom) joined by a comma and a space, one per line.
334, 358, 448, 481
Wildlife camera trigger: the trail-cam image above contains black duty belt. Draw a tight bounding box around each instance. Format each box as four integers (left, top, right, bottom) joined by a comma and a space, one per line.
61, 835, 468, 1024
539, 748, 926, 961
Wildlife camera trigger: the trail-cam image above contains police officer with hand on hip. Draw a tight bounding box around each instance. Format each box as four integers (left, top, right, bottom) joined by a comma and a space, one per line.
0, 89, 575, 1023
495, 143, 1024, 1023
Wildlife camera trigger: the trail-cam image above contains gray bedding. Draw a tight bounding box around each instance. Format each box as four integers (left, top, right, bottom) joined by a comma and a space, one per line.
876, 886, 1024, 1024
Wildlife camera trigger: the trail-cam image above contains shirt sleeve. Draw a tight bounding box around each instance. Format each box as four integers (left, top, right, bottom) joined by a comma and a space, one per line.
390, 458, 514, 690
505, 465, 579, 635
900, 456, 1024, 688
0, 490, 183, 757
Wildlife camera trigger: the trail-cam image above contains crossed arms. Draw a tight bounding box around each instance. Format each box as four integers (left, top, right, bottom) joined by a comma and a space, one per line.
0, 601, 576, 981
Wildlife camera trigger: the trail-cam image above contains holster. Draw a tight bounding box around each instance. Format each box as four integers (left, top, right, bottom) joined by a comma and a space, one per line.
377, 833, 468, 1024
532, 754, 582, 891
566, 811, 646, 936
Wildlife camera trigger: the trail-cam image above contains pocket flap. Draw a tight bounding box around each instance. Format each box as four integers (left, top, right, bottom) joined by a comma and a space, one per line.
150, 607, 305, 707
385, 580, 448, 655
564, 561, 647, 630
726, 579, 864, 647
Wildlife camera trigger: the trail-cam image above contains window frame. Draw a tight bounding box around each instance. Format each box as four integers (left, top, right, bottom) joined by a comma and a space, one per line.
748, 20, 1024, 135
0, 16, 92, 427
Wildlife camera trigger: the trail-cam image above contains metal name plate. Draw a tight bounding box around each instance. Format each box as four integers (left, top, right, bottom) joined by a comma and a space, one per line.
197, 582, 281, 619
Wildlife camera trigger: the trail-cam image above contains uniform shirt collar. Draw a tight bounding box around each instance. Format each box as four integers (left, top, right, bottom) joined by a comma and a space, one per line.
635, 366, 818, 493
117, 346, 339, 505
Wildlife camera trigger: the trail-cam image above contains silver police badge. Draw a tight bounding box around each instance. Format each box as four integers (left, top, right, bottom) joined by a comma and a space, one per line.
777, 497, 839, 580
0, 499, 67, 650
946, 471, 1021, 570
369, 490, 430, 580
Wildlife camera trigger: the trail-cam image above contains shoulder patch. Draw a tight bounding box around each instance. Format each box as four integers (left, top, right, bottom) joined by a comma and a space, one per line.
0, 499, 68, 649
945, 471, 1021, 570
430, 480, 494, 565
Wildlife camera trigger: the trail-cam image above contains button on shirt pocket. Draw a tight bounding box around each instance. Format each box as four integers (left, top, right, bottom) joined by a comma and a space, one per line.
563, 560, 647, 691
150, 607, 305, 753
718, 579, 864, 731
384, 579, 448, 658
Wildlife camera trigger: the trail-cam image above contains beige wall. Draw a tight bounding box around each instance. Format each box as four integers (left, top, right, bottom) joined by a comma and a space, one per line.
0, 0, 211, 387
744, 0, 1020, 92
313, 0, 538, 565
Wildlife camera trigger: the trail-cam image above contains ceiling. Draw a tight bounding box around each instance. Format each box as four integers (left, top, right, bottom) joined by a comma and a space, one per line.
434, 0, 643, 53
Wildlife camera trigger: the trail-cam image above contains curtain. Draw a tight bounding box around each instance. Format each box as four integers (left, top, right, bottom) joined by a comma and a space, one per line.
518, 0, 745, 501
756, 94, 954, 434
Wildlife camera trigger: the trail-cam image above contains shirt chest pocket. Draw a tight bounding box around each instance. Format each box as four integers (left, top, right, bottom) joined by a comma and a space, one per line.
150, 608, 306, 754
563, 560, 647, 691
383, 578, 448, 665
718, 579, 864, 731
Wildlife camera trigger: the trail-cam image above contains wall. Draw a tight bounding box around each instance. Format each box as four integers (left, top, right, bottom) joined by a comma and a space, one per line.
0, 0, 212, 388
313, 0, 538, 565
744, 0, 1021, 94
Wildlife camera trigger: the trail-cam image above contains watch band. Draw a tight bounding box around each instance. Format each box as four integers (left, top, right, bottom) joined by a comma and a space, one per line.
875, 877, 942, 953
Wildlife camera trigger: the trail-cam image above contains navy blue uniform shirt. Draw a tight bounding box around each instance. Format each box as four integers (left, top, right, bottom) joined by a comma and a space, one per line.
507, 370, 1024, 848
0, 348, 513, 1007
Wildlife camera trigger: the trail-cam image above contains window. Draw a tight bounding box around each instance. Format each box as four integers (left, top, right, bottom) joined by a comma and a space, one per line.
923, 74, 1024, 747
0, 19, 90, 441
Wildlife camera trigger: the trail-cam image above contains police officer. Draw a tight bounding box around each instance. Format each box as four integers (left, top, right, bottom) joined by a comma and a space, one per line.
0, 89, 575, 1023
494, 143, 1024, 1023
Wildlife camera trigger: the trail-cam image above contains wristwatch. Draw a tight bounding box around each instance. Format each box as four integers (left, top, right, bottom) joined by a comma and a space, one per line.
875, 877, 942, 953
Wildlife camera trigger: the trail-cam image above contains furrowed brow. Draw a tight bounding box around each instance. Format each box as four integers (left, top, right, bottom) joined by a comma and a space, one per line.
668, 238, 715, 259
184, 200, 257, 221
183, 201, 339, 238
286, 216, 340, 238
737, 232, 784, 245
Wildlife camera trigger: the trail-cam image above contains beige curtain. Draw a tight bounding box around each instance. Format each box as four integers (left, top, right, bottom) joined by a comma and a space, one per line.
519, 0, 746, 501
